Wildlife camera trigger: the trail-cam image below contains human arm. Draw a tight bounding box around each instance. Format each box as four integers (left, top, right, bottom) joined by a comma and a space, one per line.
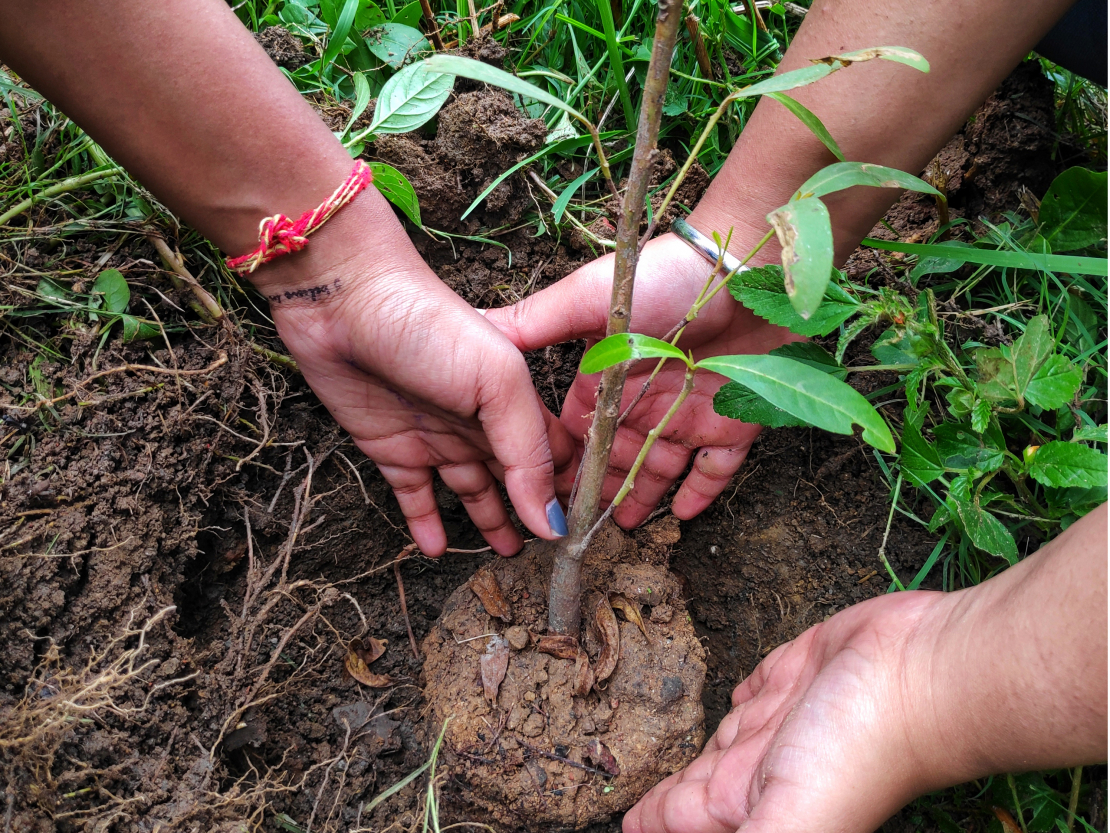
0, 0, 577, 555
625, 503, 1108, 833
486, 0, 1076, 527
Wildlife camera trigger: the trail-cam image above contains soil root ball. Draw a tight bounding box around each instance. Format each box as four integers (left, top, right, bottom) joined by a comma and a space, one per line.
422, 522, 707, 829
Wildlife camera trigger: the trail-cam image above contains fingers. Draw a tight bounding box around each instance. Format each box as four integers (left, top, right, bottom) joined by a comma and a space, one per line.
375, 463, 448, 557
672, 433, 760, 521
483, 256, 612, 351
476, 352, 564, 541
437, 462, 523, 556
607, 432, 691, 529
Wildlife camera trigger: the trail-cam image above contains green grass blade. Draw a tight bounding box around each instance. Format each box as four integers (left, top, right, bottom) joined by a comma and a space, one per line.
551, 167, 598, 222
766, 92, 844, 161
594, 0, 635, 128
861, 237, 1109, 276
322, 0, 359, 70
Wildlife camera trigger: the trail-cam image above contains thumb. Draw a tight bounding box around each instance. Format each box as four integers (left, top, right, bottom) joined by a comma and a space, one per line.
484, 253, 613, 351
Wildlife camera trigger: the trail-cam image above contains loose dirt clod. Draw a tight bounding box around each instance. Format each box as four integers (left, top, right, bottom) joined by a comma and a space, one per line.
422, 522, 706, 829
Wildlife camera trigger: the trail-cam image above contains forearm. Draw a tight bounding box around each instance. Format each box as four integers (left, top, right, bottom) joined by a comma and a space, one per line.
0, 0, 410, 287
689, 0, 1074, 263
911, 504, 1108, 788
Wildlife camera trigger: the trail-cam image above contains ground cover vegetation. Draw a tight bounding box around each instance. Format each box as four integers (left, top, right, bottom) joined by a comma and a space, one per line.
0, 0, 1107, 830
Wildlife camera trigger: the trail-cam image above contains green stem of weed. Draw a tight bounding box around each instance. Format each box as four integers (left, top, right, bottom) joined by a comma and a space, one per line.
0, 167, 123, 226
1067, 765, 1083, 833
877, 473, 907, 591
1007, 772, 1029, 833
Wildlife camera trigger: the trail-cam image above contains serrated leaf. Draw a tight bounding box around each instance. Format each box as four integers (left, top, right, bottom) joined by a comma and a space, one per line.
946, 479, 1017, 565
369, 161, 421, 226
1038, 166, 1108, 252
713, 381, 810, 427
1028, 441, 1108, 488
970, 398, 991, 435
766, 92, 844, 161
1072, 424, 1108, 444
794, 162, 941, 201
934, 423, 1003, 473
769, 342, 847, 379
580, 333, 690, 375
92, 269, 130, 314
870, 326, 929, 366
1011, 315, 1054, 398
356, 61, 452, 140
424, 55, 588, 126
728, 264, 859, 337
1024, 354, 1082, 410
901, 420, 944, 486
364, 22, 429, 69
766, 196, 834, 319
697, 354, 895, 452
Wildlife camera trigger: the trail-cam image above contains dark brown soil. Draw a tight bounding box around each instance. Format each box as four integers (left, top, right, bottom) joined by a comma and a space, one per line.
424, 524, 705, 829
0, 59, 1082, 833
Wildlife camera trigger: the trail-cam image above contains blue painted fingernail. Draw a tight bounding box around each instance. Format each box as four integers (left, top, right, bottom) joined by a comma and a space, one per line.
546, 499, 568, 537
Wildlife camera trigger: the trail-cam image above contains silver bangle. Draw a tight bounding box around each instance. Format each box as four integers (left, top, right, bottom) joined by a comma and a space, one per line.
670, 217, 748, 276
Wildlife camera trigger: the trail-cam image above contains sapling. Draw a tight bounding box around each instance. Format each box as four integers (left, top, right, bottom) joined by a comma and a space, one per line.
426, 40, 942, 638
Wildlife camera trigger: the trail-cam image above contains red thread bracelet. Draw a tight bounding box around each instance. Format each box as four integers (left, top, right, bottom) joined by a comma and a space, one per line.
226, 160, 374, 274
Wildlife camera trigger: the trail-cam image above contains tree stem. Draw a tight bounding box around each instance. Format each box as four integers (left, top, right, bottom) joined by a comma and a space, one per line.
546, 0, 684, 636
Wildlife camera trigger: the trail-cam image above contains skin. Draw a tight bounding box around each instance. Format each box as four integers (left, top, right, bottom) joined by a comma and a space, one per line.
0, 0, 579, 557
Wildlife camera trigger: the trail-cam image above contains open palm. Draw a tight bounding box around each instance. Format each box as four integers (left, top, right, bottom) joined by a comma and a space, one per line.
486, 233, 798, 527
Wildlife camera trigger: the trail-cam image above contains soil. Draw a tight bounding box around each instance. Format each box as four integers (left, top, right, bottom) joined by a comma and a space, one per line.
423, 524, 704, 828
0, 55, 1091, 833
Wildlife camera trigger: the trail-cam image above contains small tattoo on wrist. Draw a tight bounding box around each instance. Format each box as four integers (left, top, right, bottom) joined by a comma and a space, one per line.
267, 277, 342, 305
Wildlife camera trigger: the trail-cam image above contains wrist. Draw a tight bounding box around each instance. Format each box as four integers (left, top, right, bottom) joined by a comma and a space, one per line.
245, 185, 429, 310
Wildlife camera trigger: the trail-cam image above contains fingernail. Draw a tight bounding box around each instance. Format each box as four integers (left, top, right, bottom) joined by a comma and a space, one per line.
546, 499, 568, 537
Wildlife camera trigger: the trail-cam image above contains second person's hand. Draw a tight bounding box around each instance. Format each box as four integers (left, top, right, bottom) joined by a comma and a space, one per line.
485, 232, 798, 529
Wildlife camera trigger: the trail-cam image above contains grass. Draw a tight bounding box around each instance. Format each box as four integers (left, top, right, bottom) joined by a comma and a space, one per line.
2, 2, 1107, 831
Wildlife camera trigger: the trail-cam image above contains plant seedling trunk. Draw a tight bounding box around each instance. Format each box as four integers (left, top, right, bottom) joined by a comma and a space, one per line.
546, 0, 684, 637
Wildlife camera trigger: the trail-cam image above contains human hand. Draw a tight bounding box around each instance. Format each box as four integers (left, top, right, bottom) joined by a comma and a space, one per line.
624, 590, 947, 833
485, 232, 798, 528
256, 196, 578, 557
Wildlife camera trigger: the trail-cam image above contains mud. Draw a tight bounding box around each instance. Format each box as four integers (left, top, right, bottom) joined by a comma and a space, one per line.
423, 524, 705, 829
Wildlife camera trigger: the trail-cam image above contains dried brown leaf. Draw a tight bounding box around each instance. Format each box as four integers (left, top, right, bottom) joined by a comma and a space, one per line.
468, 567, 512, 622
991, 808, 1022, 833
344, 650, 393, 688
480, 635, 510, 705
351, 636, 388, 664
584, 738, 620, 776
594, 596, 619, 683
610, 594, 648, 639
573, 649, 594, 697
535, 633, 579, 660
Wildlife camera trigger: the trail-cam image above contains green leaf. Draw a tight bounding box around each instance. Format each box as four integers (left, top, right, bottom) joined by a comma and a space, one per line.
769, 342, 847, 379
356, 0, 386, 28
1028, 441, 1108, 489
795, 162, 941, 201
322, 0, 360, 69
36, 277, 71, 301
364, 22, 430, 69
424, 55, 588, 126
765, 93, 844, 161
1038, 167, 1108, 252
551, 167, 598, 223
1024, 354, 1082, 410
861, 237, 1109, 277
729, 46, 926, 102
970, 398, 992, 435
974, 347, 1018, 404
901, 421, 944, 486
946, 479, 1017, 564
92, 269, 130, 314
392, 0, 424, 26
934, 423, 1004, 473
696, 354, 896, 452
728, 264, 859, 337
356, 61, 453, 139
1072, 424, 1108, 444
870, 326, 930, 366
370, 161, 421, 226
341, 71, 373, 138
713, 382, 809, 428
1011, 315, 1054, 397
580, 333, 690, 375
120, 315, 160, 343
766, 196, 834, 319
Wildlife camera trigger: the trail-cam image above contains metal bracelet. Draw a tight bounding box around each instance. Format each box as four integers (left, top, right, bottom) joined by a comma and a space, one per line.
670, 217, 748, 277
